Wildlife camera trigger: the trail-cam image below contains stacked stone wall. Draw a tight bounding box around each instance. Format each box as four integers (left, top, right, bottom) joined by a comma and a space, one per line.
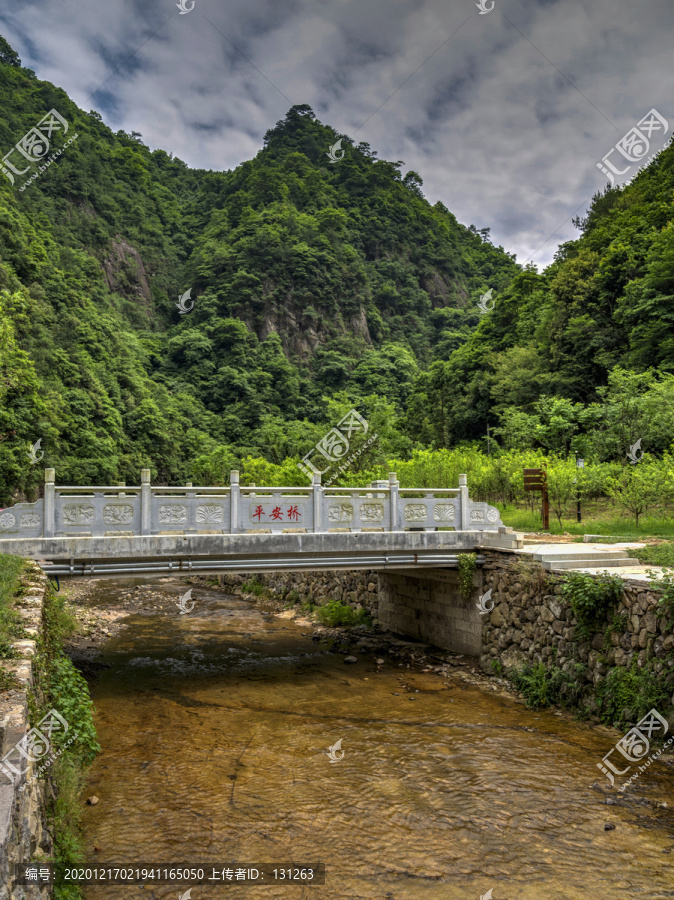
479, 552, 674, 719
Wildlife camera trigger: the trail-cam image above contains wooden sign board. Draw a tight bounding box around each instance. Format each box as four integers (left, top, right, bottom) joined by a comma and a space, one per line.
523, 467, 549, 530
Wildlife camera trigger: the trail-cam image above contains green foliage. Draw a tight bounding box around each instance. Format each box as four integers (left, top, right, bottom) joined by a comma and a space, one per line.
51, 756, 88, 900
284, 590, 300, 605
562, 572, 623, 639
0, 668, 20, 691
21, 582, 100, 898
606, 460, 668, 525
508, 662, 578, 709
241, 577, 270, 598
315, 600, 370, 627
596, 658, 670, 729
636, 542, 674, 568
456, 553, 477, 601
644, 566, 674, 621
0, 553, 27, 659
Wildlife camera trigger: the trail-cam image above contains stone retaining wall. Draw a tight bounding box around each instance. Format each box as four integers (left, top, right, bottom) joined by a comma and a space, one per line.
0, 564, 52, 900
479, 552, 674, 719
218, 570, 380, 618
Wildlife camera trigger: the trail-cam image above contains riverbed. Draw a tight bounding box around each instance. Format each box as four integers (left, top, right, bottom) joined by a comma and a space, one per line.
65, 577, 674, 899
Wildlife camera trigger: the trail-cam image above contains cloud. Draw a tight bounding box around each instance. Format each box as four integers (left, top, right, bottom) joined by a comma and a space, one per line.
2, 0, 673, 266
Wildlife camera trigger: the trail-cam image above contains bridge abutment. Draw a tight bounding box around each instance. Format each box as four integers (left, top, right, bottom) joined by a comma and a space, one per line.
377, 568, 483, 656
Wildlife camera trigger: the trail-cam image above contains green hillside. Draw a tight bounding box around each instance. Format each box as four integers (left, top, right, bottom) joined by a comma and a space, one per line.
1, 32, 674, 507
0, 37, 518, 502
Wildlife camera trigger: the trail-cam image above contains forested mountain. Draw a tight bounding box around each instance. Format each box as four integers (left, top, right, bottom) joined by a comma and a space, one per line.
0, 36, 517, 501
1, 33, 673, 505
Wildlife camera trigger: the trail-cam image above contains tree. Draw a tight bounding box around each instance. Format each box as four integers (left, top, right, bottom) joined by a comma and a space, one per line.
606, 461, 666, 526
0, 37, 20, 67
546, 457, 582, 527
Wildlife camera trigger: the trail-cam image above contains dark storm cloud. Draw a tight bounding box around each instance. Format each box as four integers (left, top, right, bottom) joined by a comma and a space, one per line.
1, 0, 673, 266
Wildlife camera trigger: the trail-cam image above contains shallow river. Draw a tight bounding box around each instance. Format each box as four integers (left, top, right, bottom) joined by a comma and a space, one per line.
69, 578, 674, 900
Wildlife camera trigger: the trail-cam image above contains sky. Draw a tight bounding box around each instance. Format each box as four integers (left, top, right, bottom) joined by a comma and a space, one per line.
2, 0, 673, 267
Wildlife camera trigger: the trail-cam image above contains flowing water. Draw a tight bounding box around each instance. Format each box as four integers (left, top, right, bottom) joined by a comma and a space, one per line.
67, 578, 674, 899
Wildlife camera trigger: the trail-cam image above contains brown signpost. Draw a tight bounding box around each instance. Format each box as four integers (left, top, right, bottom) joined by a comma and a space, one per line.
523, 467, 549, 531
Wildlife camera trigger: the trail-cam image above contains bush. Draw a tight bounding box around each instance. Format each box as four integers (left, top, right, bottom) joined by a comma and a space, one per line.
562, 572, 623, 639
596, 658, 670, 729
241, 577, 270, 598
509, 662, 567, 708
316, 600, 370, 627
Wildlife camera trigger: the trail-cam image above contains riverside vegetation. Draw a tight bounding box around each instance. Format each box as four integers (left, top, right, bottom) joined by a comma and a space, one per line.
0, 553, 100, 900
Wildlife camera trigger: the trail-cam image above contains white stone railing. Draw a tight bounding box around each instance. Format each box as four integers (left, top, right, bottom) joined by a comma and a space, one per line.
0, 470, 503, 539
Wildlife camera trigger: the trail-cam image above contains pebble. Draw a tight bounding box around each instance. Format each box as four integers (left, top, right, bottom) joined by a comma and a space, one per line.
376, 659, 384, 665
344, 656, 358, 664
604, 823, 615, 831
605, 799, 616, 805
86, 796, 99, 806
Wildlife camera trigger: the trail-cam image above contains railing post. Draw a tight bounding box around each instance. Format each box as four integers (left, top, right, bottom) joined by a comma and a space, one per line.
389, 472, 399, 531
459, 473, 469, 530
312, 471, 322, 533
44, 468, 55, 538
140, 469, 151, 535
230, 470, 240, 534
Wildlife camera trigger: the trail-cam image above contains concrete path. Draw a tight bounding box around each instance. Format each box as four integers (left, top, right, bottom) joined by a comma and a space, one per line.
517, 540, 667, 582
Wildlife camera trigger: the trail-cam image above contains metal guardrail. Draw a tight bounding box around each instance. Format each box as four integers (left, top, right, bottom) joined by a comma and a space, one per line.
40, 552, 488, 578
0, 469, 503, 540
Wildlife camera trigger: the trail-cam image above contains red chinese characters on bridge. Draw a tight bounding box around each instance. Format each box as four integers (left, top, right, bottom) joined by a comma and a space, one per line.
250, 504, 303, 524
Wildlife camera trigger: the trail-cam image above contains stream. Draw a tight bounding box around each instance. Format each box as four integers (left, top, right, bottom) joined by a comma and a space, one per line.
65, 578, 674, 900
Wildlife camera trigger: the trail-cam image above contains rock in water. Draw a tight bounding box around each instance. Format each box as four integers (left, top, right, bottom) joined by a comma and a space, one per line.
344, 656, 358, 664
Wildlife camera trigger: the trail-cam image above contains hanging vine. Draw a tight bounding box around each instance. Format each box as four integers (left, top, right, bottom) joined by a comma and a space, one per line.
457, 552, 477, 601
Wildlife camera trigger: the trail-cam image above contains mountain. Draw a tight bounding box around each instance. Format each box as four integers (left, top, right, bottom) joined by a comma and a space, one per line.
0, 37, 518, 502
403, 137, 674, 454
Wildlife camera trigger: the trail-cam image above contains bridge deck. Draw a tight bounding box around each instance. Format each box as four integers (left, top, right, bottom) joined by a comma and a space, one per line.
0, 529, 520, 577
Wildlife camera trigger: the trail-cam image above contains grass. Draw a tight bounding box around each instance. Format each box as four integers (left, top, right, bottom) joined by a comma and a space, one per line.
0, 553, 28, 659
315, 600, 371, 627
633, 541, 674, 567
500, 503, 674, 539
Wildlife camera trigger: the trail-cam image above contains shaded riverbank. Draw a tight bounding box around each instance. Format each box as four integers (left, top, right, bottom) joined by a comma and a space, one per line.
63, 577, 674, 899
